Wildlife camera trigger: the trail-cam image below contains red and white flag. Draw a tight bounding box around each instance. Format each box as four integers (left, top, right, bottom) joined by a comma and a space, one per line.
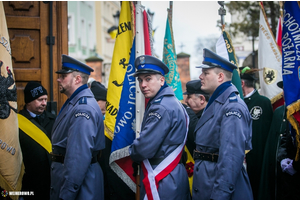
276, 16, 282, 50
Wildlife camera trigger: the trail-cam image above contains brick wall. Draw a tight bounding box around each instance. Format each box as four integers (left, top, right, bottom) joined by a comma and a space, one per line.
177, 52, 191, 102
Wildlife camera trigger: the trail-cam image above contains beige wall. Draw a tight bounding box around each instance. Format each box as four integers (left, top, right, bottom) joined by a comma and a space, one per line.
95, 1, 120, 86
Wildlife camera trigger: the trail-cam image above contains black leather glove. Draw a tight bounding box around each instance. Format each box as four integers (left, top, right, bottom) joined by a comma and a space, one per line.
132, 161, 140, 177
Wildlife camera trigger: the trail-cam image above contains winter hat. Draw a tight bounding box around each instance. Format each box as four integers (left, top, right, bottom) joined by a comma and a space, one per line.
24, 81, 48, 103
90, 81, 107, 101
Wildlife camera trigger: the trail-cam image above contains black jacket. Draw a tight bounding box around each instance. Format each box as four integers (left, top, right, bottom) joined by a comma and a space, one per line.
19, 107, 56, 200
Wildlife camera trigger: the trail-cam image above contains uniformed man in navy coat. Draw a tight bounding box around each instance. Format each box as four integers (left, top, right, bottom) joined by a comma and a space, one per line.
192, 48, 253, 200
129, 55, 191, 200
50, 55, 105, 200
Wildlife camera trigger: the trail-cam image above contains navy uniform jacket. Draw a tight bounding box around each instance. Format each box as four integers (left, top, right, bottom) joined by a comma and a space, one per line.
19, 108, 56, 200
50, 87, 105, 200
129, 86, 190, 200
244, 90, 273, 200
193, 85, 253, 200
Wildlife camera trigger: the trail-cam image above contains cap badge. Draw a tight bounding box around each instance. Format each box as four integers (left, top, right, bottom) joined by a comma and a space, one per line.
140, 56, 145, 64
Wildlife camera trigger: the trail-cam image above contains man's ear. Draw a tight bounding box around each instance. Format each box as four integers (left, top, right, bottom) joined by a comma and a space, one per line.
160, 75, 165, 86
199, 95, 206, 103
75, 74, 82, 84
218, 72, 225, 82
241, 80, 245, 87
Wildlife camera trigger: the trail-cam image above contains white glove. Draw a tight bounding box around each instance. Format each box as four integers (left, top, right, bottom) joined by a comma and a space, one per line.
281, 158, 297, 176
281, 158, 292, 170
284, 160, 297, 176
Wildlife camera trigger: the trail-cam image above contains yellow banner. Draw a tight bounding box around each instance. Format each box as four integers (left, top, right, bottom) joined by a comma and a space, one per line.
104, 1, 133, 140
0, 2, 24, 199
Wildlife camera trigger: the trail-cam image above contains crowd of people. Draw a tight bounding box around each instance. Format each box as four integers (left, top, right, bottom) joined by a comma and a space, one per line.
17, 50, 299, 200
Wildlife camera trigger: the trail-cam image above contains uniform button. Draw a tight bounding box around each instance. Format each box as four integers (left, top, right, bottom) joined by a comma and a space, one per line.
283, 119, 286, 122
229, 186, 234, 191
74, 185, 78, 190
50, 187, 53, 190
196, 167, 199, 171
194, 188, 198, 192
51, 167, 54, 170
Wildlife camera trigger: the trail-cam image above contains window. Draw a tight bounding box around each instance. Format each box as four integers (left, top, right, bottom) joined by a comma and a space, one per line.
81, 19, 86, 47
88, 23, 94, 50
68, 15, 75, 45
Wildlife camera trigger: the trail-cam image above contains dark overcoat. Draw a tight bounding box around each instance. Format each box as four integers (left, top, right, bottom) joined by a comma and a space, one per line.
50, 88, 105, 200
19, 108, 56, 200
244, 90, 273, 199
129, 86, 190, 200
192, 85, 253, 200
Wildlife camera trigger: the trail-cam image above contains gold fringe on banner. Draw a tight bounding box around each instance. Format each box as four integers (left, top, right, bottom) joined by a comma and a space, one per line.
286, 100, 300, 161
271, 91, 283, 104
0, 164, 24, 200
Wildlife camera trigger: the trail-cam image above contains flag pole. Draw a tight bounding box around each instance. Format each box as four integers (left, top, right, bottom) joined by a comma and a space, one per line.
279, 1, 283, 18
135, 2, 145, 199
135, 3, 145, 137
216, 1, 244, 99
218, 1, 226, 30
168, 1, 173, 23
168, 1, 176, 55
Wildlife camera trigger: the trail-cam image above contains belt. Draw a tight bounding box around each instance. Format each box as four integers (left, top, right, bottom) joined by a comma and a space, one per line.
149, 157, 183, 166
193, 150, 219, 162
50, 152, 100, 164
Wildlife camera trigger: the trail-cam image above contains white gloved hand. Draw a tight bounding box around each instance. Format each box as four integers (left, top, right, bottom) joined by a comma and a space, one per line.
283, 160, 297, 176
281, 158, 292, 170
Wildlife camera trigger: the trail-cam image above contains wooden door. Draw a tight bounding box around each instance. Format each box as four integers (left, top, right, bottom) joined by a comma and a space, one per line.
4, 1, 68, 114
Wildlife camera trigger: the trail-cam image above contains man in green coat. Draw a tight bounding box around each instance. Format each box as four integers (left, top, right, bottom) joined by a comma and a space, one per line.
240, 67, 273, 200
258, 81, 300, 200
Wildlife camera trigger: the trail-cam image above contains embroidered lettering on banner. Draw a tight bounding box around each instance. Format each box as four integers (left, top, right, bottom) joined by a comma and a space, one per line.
74, 112, 90, 120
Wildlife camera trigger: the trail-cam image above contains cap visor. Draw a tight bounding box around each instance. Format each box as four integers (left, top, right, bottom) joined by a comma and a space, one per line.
133, 70, 162, 77
196, 64, 212, 69
55, 69, 74, 74
277, 81, 283, 89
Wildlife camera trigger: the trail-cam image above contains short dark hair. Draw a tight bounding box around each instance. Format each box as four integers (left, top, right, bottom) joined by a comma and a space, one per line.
242, 78, 255, 88
72, 71, 89, 84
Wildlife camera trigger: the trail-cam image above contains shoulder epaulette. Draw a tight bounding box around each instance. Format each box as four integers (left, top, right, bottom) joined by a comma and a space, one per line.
153, 96, 164, 104
229, 93, 238, 103
79, 96, 87, 104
